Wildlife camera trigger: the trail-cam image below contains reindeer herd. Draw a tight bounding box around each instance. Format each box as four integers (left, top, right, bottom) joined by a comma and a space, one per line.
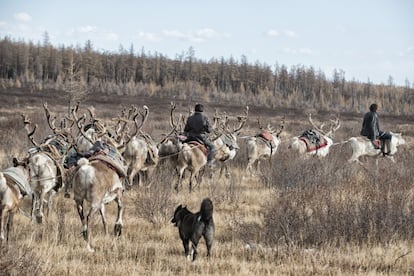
0, 101, 407, 252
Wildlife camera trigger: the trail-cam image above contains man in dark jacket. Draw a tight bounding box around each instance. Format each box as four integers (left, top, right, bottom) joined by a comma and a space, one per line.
184, 104, 215, 166
360, 103, 392, 155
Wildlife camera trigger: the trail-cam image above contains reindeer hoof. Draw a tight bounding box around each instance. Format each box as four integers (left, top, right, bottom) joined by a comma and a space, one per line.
82, 230, 88, 240
64, 192, 71, 198
36, 216, 43, 224
87, 244, 95, 253
114, 224, 122, 236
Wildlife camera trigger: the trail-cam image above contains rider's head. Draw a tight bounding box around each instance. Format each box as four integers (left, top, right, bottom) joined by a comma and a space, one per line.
194, 103, 204, 113
369, 103, 378, 112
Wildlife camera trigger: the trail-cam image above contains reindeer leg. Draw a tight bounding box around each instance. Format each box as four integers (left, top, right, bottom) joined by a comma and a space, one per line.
6, 212, 14, 242
224, 164, 230, 178
0, 208, 6, 241
99, 204, 108, 235
86, 207, 99, 252
137, 171, 143, 187
128, 168, 139, 187
76, 200, 87, 241
175, 167, 186, 191
36, 191, 45, 223
114, 193, 123, 237
30, 193, 36, 222
46, 190, 56, 218
189, 171, 194, 193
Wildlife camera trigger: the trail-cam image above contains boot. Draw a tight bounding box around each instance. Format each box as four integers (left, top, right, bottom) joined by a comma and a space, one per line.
207, 151, 215, 169
382, 140, 391, 156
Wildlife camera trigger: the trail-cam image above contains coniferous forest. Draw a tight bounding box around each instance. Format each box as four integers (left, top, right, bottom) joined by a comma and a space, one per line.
0, 35, 413, 114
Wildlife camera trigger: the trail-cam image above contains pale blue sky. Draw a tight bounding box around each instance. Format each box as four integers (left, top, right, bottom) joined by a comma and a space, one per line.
0, 0, 413, 86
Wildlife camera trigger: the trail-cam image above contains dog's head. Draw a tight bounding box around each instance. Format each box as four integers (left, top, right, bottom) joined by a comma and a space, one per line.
171, 204, 187, 227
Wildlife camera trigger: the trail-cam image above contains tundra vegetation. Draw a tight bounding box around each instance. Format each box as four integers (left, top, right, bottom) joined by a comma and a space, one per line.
0, 89, 413, 275
0, 36, 413, 274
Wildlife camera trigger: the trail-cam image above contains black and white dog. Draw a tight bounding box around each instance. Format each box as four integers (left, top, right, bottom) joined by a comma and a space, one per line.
171, 198, 215, 261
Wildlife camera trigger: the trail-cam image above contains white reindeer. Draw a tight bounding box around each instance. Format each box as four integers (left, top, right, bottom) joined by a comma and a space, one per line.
346, 132, 406, 164
246, 117, 284, 176
122, 105, 159, 187
72, 157, 124, 252
289, 114, 341, 158
22, 115, 58, 223
212, 106, 248, 178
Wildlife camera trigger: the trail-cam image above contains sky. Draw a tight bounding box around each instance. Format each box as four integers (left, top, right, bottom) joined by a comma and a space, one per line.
0, 0, 413, 86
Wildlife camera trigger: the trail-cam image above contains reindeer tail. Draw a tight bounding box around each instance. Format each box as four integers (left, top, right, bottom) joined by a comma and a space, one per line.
200, 197, 214, 222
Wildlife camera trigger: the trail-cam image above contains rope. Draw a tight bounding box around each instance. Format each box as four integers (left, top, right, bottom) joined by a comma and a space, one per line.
158, 143, 206, 161
30, 175, 60, 182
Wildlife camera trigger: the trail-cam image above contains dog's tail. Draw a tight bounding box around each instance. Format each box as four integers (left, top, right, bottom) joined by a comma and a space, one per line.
200, 198, 214, 221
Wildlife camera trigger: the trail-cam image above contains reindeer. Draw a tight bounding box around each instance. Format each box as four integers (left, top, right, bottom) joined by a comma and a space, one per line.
289, 114, 341, 158
72, 157, 124, 252
346, 132, 406, 164
212, 106, 248, 178
157, 103, 205, 191
42, 102, 77, 195
246, 117, 285, 176
72, 104, 104, 155
122, 105, 159, 187
0, 172, 20, 242
22, 115, 59, 223
158, 102, 186, 167
0, 160, 31, 242
175, 139, 208, 192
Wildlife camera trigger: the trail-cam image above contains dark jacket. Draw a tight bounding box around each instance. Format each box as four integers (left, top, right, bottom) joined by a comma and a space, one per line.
360, 111, 379, 140
184, 112, 212, 139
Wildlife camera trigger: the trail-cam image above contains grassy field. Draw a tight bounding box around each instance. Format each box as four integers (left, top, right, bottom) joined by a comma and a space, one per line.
1, 90, 413, 275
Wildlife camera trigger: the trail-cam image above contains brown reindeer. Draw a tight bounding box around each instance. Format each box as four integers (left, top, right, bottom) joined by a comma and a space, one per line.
72, 157, 124, 252
0, 172, 21, 242
246, 117, 285, 176
289, 114, 341, 158
175, 141, 208, 192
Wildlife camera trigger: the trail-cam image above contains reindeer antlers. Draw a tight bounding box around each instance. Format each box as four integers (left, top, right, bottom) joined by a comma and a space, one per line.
309, 113, 341, 137
21, 114, 39, 147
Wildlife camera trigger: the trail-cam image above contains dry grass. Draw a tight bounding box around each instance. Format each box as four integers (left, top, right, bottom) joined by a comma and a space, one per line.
1, 92, 413, 275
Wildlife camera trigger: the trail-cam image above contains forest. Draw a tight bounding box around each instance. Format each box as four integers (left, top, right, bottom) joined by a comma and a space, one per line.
1, 35, 413, 115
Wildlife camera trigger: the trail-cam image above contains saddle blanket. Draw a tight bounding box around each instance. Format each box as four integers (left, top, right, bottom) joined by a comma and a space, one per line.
187, 141, 208, 157
299, 136, 328, 152
2, 167, 33, 196
89, 153, 127, 178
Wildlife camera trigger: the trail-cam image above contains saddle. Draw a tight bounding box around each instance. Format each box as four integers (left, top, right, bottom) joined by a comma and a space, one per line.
89, 152, 127, 178
256, 130, 276, 149
299, 129, 328, 152
185, 139, 208, 157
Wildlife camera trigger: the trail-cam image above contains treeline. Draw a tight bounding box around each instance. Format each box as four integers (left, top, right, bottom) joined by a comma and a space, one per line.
0, 35, 413, 114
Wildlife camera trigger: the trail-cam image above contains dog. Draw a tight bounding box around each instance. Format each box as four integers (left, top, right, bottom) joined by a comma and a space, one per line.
171, 197, 215, 261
